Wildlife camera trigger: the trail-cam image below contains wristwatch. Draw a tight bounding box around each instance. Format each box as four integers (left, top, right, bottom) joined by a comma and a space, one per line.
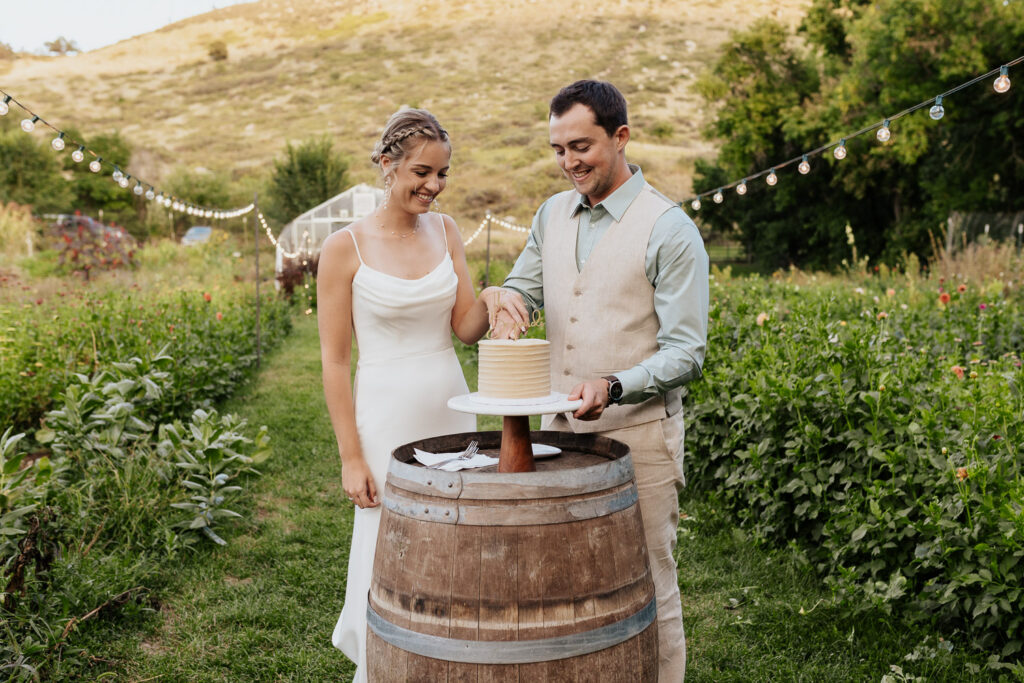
602, 375, 623, 405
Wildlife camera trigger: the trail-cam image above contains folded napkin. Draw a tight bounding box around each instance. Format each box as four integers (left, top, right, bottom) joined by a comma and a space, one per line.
413, 448, 499, 472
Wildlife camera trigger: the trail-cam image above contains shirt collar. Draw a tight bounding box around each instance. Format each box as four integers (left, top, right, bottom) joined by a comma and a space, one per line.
571, 164, 644, 222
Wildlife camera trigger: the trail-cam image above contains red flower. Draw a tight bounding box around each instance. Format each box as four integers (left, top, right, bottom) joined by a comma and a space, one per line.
951, 366, 965, 379
203, 292, 212, 302
957, 284, 967, 293
216, 312, 223, 321
955, 467, 968, 481
992, 434, 1002, 441
939, 292, 951, 304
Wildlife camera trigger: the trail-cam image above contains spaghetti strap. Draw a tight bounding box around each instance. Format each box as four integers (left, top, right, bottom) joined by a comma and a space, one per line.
343, 228, 365, 264
438, 213, 448, 250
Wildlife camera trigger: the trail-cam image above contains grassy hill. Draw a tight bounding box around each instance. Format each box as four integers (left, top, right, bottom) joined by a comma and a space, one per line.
1, 0, 808, 251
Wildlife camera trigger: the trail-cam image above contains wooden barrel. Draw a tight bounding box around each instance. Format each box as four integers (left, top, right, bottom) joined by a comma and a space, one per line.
367, 430, 657, 681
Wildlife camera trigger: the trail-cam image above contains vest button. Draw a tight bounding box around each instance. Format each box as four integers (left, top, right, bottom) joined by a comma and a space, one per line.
563, 369, 571, 375
566, 344, 574, 350
574, 289, 582, 296
569, 316, 578, 323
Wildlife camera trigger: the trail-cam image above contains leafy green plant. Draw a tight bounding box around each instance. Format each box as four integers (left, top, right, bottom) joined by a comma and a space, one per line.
162, 409, 269, 545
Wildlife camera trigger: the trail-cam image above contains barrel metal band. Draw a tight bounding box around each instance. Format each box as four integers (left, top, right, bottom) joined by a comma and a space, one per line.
366, 596, 656, 664
382, 483, 638, 526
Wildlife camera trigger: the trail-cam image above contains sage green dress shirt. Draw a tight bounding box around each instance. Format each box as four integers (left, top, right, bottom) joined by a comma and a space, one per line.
503, 165, 709, 405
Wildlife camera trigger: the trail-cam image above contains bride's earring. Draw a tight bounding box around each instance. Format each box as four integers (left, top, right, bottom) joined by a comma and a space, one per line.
382, 177, 392, 210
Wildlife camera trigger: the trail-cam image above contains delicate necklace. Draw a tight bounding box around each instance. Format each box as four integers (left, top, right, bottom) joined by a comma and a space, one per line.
377, 210, 418, 239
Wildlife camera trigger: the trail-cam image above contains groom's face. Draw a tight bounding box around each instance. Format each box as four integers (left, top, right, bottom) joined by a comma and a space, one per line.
549, 103, 628, 206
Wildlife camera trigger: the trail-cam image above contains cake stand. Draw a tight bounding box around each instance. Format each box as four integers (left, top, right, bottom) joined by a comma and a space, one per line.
447, 392, 583, 473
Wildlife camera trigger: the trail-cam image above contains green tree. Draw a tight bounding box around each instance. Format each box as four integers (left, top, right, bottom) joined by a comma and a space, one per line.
692, 0, 1024, 270
264, 136, 349, 224
0, 121, 72, 212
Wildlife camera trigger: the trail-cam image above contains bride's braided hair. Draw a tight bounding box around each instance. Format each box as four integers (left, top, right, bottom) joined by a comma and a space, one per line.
370, 108, 450, 170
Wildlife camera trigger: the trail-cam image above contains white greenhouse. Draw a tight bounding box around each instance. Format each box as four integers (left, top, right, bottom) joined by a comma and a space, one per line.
274, 183, 385, 281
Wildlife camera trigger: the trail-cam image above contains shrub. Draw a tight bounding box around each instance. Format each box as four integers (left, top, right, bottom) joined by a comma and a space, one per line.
208, 40, 228, 61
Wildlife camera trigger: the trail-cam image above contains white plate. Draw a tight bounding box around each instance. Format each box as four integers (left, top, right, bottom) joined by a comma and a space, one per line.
532, 443, 562, 459
448, 392, 583, 417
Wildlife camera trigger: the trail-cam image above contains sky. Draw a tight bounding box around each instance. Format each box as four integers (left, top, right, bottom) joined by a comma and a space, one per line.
0, 0, 255, 54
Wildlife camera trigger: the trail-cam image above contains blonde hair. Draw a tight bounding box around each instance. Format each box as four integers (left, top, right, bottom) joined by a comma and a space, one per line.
370, 108, 450, 172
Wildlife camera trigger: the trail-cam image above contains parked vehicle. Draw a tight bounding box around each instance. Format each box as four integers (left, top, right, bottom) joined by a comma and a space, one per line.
181, 226, 213, 246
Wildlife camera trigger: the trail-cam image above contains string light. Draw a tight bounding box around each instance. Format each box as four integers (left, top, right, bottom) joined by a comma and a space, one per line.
0, 88, 257, 221
765, 169, 778, 186
713, 189, 724, 204
736, 180, 747, 195
994, 66, 1011, 93
680, 56, 1021, 211
876, 119, 891, 142
833, 139, 848, 160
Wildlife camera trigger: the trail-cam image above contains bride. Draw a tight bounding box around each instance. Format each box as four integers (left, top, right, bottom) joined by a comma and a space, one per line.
317, 108, 525, 681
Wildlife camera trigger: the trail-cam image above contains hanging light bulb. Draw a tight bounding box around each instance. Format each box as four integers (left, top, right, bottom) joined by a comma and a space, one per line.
929, 96, 945, 120
993, 66, 1010, 94
833, 139, 847, 160
713, 189, 724, 204
798, 155, 811, 175
0, 95, 10, 116
145, 187, 155, 200
736, 180, 747, 195
118, 174, 131, 189
89, 156, 102, 173
21, 115, 39, 132
133, 181, 144, 196
71, 145, 85, 162
766, 169, 778, 186
112, 166, 124, 182
876, 119, 891, 142
51, 132, 65, 151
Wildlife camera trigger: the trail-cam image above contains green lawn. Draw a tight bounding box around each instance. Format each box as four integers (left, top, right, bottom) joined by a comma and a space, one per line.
78, 314, 999, 681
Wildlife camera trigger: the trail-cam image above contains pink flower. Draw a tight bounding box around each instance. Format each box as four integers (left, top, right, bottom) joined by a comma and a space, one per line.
951, 366, 965, 379
886, 288, 896, 297
216, 312, 223, 321
957, 283, 967, 293
877, 311, 888, 320
203, 292, 212, 302
939, 292, 951, 305
756, 312, 769, 326
979, 303, 987, 310
955, 467, 968, 481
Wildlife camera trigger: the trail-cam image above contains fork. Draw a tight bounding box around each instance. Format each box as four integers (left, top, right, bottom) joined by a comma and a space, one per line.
428, 440, 479, 469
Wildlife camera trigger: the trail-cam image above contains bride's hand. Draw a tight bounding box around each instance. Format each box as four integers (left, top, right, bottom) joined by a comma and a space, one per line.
342, 458, 379, 508
483, 287, 528, 337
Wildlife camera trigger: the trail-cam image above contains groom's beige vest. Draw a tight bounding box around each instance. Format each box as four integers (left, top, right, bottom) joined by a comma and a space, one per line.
540, 184, 683, 434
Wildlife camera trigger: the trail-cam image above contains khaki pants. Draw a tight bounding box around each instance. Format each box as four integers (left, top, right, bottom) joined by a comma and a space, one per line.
550, 415, 687, 682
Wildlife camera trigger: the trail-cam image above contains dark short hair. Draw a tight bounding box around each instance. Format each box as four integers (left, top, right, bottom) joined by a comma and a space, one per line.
549, 80, 628, 138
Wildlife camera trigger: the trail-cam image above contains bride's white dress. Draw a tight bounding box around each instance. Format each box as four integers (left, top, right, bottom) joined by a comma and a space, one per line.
331, 218, 475, 682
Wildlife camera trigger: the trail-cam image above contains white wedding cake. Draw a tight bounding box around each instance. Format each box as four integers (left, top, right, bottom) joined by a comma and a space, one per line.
477, 339, 551, 400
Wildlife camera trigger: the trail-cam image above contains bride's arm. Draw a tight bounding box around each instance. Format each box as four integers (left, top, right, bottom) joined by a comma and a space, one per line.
444, 215, 528, 343
317, 230, 379, 509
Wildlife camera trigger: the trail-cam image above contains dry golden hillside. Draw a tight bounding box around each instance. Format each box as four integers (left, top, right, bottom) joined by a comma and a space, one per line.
2, 0, 808, 245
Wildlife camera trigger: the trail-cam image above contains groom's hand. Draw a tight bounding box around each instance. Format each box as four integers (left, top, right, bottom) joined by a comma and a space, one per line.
570, 378, 610, 421
491, 310, 523, 340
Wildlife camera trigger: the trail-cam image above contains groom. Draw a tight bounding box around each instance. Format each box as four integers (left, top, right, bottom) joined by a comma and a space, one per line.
494, 80, 709, 681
